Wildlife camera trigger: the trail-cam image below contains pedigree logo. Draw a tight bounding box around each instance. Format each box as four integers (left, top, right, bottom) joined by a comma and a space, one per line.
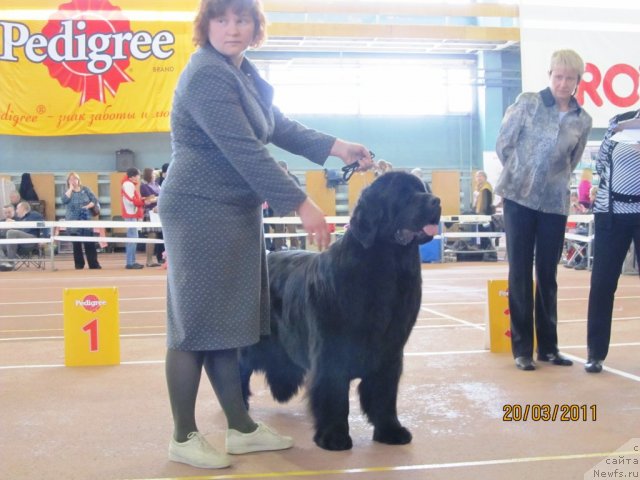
0, 0, 175, 104
75, 294, 107, 312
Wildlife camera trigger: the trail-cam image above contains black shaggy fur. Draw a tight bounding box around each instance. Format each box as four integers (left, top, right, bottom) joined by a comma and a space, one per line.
239, 171, 441, 451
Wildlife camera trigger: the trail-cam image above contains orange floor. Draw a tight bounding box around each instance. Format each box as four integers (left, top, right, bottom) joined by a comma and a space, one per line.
1, 253, 639, 480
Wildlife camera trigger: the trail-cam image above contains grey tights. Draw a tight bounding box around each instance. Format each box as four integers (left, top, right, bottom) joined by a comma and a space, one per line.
166, 348, 257, 442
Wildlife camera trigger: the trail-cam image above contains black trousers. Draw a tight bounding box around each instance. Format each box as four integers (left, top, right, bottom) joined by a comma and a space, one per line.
72, 239, 99, 269
503, 199, 567, 358
587, 213, 640, 360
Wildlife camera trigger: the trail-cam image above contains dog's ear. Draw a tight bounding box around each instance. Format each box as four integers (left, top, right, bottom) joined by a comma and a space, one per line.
349, 191, 380, 249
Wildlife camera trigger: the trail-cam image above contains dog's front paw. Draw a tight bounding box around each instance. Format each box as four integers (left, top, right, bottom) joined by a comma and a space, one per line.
373, 425, 412, 445
314, 429, 353, 451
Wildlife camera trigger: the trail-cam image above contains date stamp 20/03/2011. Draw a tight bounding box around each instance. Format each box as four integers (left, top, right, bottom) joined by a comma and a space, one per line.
502, 404, 597, 422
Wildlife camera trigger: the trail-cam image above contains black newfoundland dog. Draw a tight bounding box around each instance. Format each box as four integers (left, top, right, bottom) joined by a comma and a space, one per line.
240, 171, 441, 451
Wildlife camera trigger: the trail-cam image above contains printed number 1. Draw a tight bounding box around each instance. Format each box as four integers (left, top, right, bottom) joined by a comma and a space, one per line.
82, 319, 99, 352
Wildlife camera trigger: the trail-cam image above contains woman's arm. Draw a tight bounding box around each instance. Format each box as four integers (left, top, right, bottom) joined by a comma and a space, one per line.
84, 187, 98, 208
569, 116, 593, 171
185, 66, 306, 216
61, 189, 72, 204
495, 93, 529, 166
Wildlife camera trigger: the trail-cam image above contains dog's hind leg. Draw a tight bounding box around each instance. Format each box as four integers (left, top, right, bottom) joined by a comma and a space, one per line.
358, 359, 412, 445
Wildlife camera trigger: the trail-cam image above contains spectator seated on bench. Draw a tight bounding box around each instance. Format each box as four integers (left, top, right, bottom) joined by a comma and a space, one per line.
0, 201, 47, 271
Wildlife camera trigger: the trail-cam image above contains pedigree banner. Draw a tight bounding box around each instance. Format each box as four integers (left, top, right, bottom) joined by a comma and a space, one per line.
0, 0, 199, 136
520, 1, 640, 128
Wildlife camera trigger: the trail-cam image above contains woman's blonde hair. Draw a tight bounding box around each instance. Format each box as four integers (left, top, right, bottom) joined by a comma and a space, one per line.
581, 168, 593, 181
66, 172, 81, 188
193, 0, 266, 48
549, 49, 585, 80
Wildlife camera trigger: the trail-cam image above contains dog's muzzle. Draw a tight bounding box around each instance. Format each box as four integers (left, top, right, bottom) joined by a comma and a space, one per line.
394, 224, 439, 245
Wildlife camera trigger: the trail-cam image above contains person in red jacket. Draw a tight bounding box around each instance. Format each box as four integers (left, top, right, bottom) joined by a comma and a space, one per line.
121, 168, 146, 269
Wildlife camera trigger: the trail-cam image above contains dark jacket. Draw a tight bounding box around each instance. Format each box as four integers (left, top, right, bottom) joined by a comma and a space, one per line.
16, 210, 46, 237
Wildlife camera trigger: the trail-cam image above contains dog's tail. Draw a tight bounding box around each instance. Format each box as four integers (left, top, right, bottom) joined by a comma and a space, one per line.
263, 338, 307, 403
240, 335, 307, 405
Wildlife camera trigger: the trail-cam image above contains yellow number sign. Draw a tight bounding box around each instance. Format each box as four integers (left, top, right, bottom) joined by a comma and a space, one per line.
64, 287, 120, 366
486, 280, 512, 353
486, 279, 536, 353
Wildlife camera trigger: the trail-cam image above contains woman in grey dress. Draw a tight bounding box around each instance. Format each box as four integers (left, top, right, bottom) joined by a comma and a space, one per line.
159, 0, 373, 469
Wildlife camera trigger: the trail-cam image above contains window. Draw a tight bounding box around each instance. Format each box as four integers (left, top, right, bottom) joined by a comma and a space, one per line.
257, 60, 474, 115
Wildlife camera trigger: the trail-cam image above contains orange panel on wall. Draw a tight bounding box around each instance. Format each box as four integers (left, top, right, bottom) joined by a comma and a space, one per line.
431, 170, 460, 216
305, 171, 336, 216
109, 172, 125, 218
347, 170, 375, 213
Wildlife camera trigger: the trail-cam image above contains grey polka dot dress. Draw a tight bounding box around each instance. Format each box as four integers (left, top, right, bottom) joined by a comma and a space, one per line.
160, 44, 336, 351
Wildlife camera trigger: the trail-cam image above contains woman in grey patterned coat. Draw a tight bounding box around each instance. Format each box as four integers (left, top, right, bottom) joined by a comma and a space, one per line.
159, 0, 373, 469
495, 49, 592, 372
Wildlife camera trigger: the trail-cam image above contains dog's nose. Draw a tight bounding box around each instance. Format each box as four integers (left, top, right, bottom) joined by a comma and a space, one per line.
429, 197, 441, 207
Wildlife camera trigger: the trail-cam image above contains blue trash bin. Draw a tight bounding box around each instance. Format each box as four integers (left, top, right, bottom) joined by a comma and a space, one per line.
420, 238, 441, 263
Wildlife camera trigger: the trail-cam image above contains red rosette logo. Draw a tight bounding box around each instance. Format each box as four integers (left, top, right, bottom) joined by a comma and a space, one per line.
78, 294, 103, 312
41, 0, 133, 104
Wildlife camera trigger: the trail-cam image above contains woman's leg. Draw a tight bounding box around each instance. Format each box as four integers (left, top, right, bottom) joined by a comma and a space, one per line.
155, 232, 165, 262
71, 241, 85, 269
166, 349, 204, 441
203, 349, 256, 433
533, 210, 568, 356
587, 215, 633, 361
203, 348, 294, 455
84, 241, 100, 269
125, 218, 137, 266
503, 200, 537, 359
145, 232, 157, 266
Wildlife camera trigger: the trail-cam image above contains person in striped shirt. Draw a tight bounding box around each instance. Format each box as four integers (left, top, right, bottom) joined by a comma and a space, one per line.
585, 109, 640, 373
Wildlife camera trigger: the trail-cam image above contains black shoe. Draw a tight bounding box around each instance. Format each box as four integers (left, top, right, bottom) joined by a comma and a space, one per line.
515, 356, 536, 371
585, 359, 603, 373
125, 263, 144, 270
89, 265, 102, 270
538, 352, 573, 366
75, 265, 85, 270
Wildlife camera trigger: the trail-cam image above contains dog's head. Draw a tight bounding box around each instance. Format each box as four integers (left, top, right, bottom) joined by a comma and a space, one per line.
349, 171, 441, 249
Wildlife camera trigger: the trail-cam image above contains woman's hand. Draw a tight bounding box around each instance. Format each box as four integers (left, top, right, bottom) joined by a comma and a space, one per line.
82, 202, 94, 210
331, 139, 374, 172
297, 197, 331, 251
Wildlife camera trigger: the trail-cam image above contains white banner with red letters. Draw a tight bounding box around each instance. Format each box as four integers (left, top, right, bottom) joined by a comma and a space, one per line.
520, 0, 640, 128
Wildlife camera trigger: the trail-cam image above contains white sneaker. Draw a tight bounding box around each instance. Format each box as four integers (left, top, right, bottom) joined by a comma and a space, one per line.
226, 422, 294, 454
168, 432, 231, 469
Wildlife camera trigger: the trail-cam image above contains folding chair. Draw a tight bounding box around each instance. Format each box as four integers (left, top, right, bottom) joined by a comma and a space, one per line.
563, 238, 588, 267
13, 244, 46, 271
